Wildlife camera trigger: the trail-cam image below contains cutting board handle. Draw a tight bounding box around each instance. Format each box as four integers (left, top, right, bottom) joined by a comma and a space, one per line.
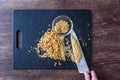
16, 30, 22, 49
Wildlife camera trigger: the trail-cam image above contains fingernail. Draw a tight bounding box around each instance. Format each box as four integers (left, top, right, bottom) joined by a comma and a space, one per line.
84, 72, 88, 75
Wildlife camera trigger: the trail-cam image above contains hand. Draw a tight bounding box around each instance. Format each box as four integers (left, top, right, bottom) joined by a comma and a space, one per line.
84, 70, 98, 80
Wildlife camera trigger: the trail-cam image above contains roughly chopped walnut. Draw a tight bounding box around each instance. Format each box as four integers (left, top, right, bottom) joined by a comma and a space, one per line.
54, 20, 69, 34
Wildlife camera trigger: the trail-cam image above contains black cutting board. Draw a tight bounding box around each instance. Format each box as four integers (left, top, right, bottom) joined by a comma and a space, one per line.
13, 10, 92, 69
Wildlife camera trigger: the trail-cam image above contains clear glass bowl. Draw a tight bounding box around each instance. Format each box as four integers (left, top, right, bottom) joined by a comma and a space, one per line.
52, 15, 73, 36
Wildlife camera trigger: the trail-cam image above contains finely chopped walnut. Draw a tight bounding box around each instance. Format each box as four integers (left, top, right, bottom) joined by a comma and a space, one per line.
54, 20, 69, 33
71, 35, 82, 64
36, 20, 81, 65
37, 30, 66, 61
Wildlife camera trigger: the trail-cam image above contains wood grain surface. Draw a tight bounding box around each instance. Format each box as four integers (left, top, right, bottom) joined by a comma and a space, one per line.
0, 0, 120, 80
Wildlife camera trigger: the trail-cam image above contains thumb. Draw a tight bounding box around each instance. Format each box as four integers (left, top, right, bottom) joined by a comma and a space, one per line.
91, 70, 98, 80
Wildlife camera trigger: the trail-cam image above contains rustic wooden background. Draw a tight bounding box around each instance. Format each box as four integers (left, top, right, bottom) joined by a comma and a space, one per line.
0, 0, 120, 80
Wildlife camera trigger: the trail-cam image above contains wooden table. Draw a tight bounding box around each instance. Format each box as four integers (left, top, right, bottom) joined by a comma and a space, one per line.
0, 0, 120, 80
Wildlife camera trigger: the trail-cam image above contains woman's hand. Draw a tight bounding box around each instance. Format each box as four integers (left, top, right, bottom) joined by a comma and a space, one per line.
84, 70, 98, 80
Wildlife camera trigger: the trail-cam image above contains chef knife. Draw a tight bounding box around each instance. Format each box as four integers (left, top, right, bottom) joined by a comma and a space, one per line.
70, 30, 90, 73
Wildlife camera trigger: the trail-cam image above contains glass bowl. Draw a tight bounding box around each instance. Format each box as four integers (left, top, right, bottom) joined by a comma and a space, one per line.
52, 15, 73, 36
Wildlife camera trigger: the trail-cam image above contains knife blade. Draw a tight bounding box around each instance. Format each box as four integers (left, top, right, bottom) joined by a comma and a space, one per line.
70, 30, 89, 73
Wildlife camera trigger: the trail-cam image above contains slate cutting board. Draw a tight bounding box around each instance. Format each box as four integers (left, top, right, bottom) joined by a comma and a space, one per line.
13, 10, 92, 69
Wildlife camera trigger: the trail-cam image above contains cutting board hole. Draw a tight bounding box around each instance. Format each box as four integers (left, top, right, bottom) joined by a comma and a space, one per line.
16, 30, 22, 49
